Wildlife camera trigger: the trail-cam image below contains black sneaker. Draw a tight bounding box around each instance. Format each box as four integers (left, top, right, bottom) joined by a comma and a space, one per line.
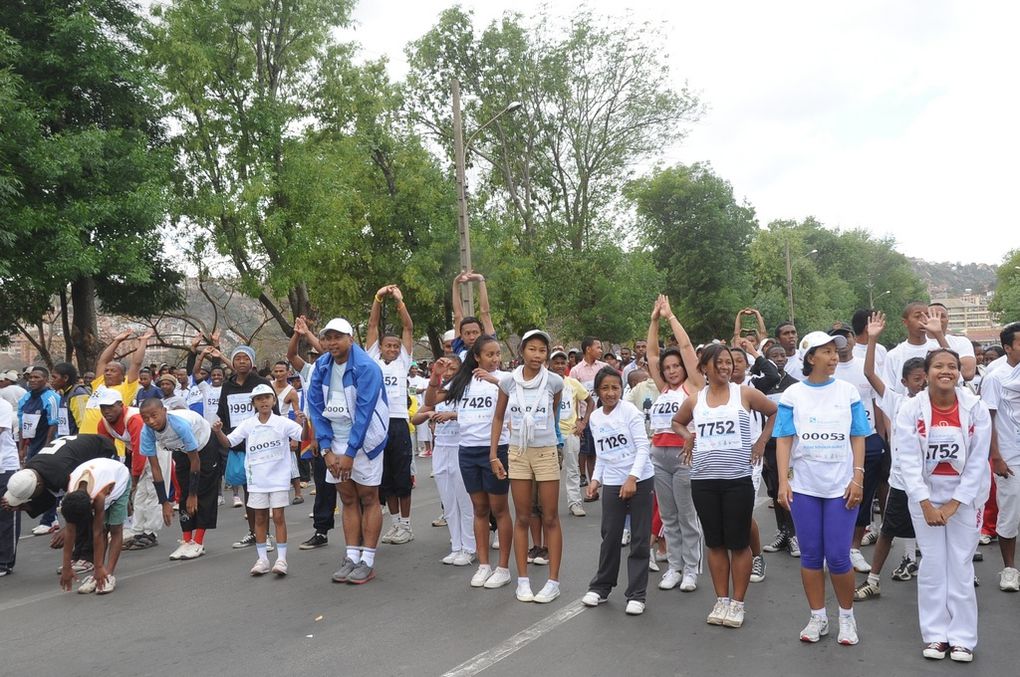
300, 533, 329, 550
580, 476, 588, 487
232, 532, 256, 549
762, 532, 788, 553
526, 546, 540, 563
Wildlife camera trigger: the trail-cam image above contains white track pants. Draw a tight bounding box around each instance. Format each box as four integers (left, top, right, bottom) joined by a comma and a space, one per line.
434, 444, 476, 554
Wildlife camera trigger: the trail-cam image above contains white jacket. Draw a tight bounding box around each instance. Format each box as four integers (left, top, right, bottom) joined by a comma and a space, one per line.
894, 387, 991, 508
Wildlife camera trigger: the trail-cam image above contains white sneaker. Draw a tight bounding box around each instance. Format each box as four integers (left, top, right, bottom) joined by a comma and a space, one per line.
999, 567, 1020, 591
491, 532, 500, 550
250, 559, 271, 576
380, 523, 399, 544
581, 591, 608, 606
272, 559, 288, 576
452, 551, 476, 567
96, 574, 117, 595
77, 575, 98, 594
837, 615, 859, 645
217, 495, 225, 506
849, 549, 871, 573
569, 503, 586, 517
534, 581, 561, 603
178, 542, 205, 560
483, 567, 512, 589
722, 601, 745, 628
389, 524, 414, 545
516, 580, 535, 602
679, 573, 698, 592
32, 523, 58, 536
232, 495, 243, 508
621, 528, 631, 546
707, 600, 728, 625
800, 615, 829, 642
658, 568, 682, 590
625, 600, 645, 615
470, 564, 493, 588
441, 551, 459, 565
648, 559, 660, 572
978, 533, 993, 546
860, 529, 878, 546
168, 543, 190, 560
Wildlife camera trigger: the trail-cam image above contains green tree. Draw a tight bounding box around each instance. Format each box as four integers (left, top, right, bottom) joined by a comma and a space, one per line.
627, 163, 757, 342
989, 249, 1020, 323
0, 3, 181, 370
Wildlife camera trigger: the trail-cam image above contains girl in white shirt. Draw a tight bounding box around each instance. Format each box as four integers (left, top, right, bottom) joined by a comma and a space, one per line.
581, 367, 655, 616
895, 349, 990, 663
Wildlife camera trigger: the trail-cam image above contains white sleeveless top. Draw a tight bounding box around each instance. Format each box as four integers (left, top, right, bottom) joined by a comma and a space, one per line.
691, 383, 754, 480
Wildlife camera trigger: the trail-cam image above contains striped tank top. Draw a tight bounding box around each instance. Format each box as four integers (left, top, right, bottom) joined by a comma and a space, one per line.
691, 383, 754, 480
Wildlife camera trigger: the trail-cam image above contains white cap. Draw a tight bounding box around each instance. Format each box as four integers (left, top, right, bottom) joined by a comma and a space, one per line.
1, 370, 18, 382
798, 331, 847, 361
96, 388, 123, 407
320, 318, 354, 337
250, 384, 276, 400
3, 469, 38, 506
442, 329, 455, 342
550, 349, 568, 360
520, 329, 551, 347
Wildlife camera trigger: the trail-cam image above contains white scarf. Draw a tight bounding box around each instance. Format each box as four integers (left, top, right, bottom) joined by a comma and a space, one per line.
511, 365, 548, 452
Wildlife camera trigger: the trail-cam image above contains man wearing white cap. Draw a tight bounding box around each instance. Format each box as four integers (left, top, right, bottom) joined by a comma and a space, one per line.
2, 435, 119, 576
216, 345, 277, 550
308, 318, 389, 584
0, 370, 27, 412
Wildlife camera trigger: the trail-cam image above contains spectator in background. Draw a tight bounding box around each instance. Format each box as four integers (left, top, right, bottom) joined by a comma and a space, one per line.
133, 369, 162, 406
51, 363, 90, 439
17, 366, 62, 535
0, 370, 27, 412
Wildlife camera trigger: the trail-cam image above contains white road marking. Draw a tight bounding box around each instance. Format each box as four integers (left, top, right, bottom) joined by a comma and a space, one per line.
441, 600, 587, 676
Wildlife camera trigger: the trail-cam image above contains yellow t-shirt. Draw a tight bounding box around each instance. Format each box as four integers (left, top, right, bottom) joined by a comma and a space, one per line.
82, 377, 140, 456
558, 376, 590, 436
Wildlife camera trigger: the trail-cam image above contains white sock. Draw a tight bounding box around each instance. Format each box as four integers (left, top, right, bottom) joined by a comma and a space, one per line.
346, 547, 361, 563
391, 515, 400, 526
867, 572, 880, 586
495, 566, 509, 575
400, 517, 411, 528
256, 543, 268, 561
276, 543, 287, 562
732, 599, 744, 609
361, 547, 376, 567
903, 538, 917, 561
717, 596, 730, 605
810, 608, 827, 620
839, 607, 854, 619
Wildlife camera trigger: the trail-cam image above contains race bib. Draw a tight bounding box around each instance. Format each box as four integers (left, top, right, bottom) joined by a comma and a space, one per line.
459, 393, 494, 425
650, 396, 681, 432
323, 394, 351, 423
560, 387, 574, 415
248, 428, 286, 466
383, 374, 405, 405
925, 425, 966, 476
590, 422, 633, 462
58, 407, 70, 437
695, 414, 741, 452
226, 393, 255, 428
509, 390, 549, 431
21, 413, 41, 439
797, 419, 848, 463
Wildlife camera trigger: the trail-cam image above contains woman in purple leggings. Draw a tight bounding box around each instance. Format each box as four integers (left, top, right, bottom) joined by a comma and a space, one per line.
775, 332, 870, 647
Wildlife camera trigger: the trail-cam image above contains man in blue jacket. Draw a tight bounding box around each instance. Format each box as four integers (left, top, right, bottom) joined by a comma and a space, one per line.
308, 318, 389, 585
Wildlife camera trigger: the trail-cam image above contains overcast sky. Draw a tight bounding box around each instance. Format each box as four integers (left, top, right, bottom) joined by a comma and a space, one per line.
341, 0, 1018, 265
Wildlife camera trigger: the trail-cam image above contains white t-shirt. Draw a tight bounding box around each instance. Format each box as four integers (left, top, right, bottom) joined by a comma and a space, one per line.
453, 370, 510, 448
778, 379, 865, 499
198, 381, 222, 425
226, 413, 303, 492
875, 388, 908, 490
851, 341, 887, 371
981, 361, 1020, 465
0, 384, 27, 411
882, 340, 931, 395
588, 400, 654, 486
68, 457, 131, 508
785, 352, 804, 381
927, 334, 975, 360
408, 375, 429, 396
835, 358, 877, 436
432, 399, 460, 447
324, 361, 352, 450
368, 343, 412, 420
0, 399, 19, 471
498, 371, 564, 448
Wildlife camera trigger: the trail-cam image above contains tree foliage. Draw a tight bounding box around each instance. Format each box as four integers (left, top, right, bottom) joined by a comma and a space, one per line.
989, 249, 1020, 323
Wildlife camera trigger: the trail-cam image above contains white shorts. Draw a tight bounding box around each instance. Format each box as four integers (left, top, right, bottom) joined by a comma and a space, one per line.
247, 490, 290, 509
324, 451, 383, 487
995, 468, 1020, 539
417, 425, 432, 443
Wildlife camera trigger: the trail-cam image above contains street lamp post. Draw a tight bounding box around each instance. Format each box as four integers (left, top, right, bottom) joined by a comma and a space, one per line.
784, 243, 817, 324
451, 78, 522, 318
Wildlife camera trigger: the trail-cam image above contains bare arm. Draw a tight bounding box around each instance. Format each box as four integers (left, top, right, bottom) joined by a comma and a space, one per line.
391, 286, 414, 353
862, 312, 886, 397
366, 285, 389, 350
97, 330, 133, 380
661, 295, 704, 390
646, 296, 666, 392
128, 329, 154, 383
473, 273, 496, 336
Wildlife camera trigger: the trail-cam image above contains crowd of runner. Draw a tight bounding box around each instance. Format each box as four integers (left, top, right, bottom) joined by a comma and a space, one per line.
1, 272, 1018, 664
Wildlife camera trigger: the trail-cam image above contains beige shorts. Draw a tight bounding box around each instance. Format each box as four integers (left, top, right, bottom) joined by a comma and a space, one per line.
247, 490, 290, 509
508, 445, 561, 482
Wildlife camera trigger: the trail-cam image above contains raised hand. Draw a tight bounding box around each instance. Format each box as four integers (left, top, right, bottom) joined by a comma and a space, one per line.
867, 311, 886, 339
391, 286, 404, 302
921, 313, 943, 337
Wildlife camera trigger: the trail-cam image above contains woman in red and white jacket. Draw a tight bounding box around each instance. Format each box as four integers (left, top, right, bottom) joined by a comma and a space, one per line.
895, 348, 991, 664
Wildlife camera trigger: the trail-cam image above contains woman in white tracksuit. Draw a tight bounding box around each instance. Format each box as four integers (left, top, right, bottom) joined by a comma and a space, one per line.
895, 348, 991, 663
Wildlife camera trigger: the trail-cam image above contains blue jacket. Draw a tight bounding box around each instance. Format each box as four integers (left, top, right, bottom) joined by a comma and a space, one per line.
308, 344, 389, 459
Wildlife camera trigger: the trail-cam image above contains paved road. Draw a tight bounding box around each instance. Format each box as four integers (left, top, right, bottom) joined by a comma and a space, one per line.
3, 459, 1016, 676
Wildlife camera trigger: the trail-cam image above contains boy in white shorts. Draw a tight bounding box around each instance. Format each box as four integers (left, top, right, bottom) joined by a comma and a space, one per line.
214, 384, 302, 576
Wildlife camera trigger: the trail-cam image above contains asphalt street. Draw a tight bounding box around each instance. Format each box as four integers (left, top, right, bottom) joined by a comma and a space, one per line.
3, 458, 1016, 677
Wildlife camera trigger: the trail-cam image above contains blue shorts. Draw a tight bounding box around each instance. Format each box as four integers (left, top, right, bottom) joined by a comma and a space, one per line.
459, 445, 509, 496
